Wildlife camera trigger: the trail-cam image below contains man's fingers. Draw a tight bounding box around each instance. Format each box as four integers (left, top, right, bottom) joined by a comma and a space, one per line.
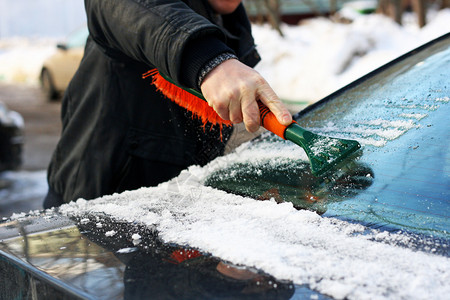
214, 101, 230, 121
229, 97, 243, 124
241, 95, 260, 132
205, 94, 230, 121
257, 87, 292, 126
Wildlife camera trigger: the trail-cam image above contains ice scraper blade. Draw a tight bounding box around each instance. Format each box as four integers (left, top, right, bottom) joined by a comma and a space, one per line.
258, 102, 362, 177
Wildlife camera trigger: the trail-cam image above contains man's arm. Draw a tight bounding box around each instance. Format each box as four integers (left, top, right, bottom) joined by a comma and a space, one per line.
85, 0, 230, 85
85, 0, 292, 132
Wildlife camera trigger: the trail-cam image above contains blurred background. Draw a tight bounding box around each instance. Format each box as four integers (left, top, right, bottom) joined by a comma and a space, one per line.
0, 0, 85, 39
0, 0, 449, 219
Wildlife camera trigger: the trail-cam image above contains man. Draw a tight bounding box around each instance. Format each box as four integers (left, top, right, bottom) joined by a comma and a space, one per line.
44, 0, 291, 208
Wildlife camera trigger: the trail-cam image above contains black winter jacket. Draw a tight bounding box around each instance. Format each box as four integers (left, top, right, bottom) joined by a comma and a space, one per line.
46, 0, 260, 205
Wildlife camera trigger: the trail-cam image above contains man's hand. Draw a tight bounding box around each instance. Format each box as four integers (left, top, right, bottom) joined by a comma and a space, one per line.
200, 59, 292, 132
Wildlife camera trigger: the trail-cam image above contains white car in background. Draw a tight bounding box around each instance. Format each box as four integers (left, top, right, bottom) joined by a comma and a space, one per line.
40, 26, 88, 101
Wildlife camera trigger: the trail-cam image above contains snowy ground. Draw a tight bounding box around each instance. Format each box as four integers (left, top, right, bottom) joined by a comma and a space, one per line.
252, 8, 450, 111
2, 9, 450, 300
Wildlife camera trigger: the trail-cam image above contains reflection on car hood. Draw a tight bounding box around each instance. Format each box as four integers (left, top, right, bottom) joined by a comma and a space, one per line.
0, 213, 298, 299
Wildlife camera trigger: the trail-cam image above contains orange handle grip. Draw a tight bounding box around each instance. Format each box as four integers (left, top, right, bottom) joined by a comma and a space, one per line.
258, 101, 292, 140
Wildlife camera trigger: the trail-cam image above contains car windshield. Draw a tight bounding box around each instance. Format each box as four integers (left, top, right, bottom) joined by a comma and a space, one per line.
206, 34, 450, 241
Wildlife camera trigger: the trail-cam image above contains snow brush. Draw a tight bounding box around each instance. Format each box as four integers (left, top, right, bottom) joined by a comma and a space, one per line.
143, 69, 362, 177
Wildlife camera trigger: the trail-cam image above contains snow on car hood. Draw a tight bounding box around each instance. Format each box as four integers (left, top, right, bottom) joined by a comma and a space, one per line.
59, 143, 450, 300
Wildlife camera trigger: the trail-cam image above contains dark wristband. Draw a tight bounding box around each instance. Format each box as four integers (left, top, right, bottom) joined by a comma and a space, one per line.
197, 52, 238, 88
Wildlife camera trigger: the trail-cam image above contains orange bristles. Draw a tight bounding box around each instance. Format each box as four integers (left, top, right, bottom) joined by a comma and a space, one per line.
143, 69, 232, 130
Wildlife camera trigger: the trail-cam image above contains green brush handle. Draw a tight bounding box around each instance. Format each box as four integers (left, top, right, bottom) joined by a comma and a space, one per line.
284, 123, 316, 149
258, 101, 315, 147
258, 101, 317, 150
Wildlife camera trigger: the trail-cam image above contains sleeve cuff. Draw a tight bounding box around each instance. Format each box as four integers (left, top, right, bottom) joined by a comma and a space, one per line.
197, 52, 237, 88
180, 35, 236, 90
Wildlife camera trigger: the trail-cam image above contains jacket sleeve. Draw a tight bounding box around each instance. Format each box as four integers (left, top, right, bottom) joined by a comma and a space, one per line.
84, 0, 233, 87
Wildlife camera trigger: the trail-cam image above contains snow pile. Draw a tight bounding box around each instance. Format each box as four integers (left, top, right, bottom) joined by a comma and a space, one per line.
59, 170, 450, 300
253, 9, 450, 108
